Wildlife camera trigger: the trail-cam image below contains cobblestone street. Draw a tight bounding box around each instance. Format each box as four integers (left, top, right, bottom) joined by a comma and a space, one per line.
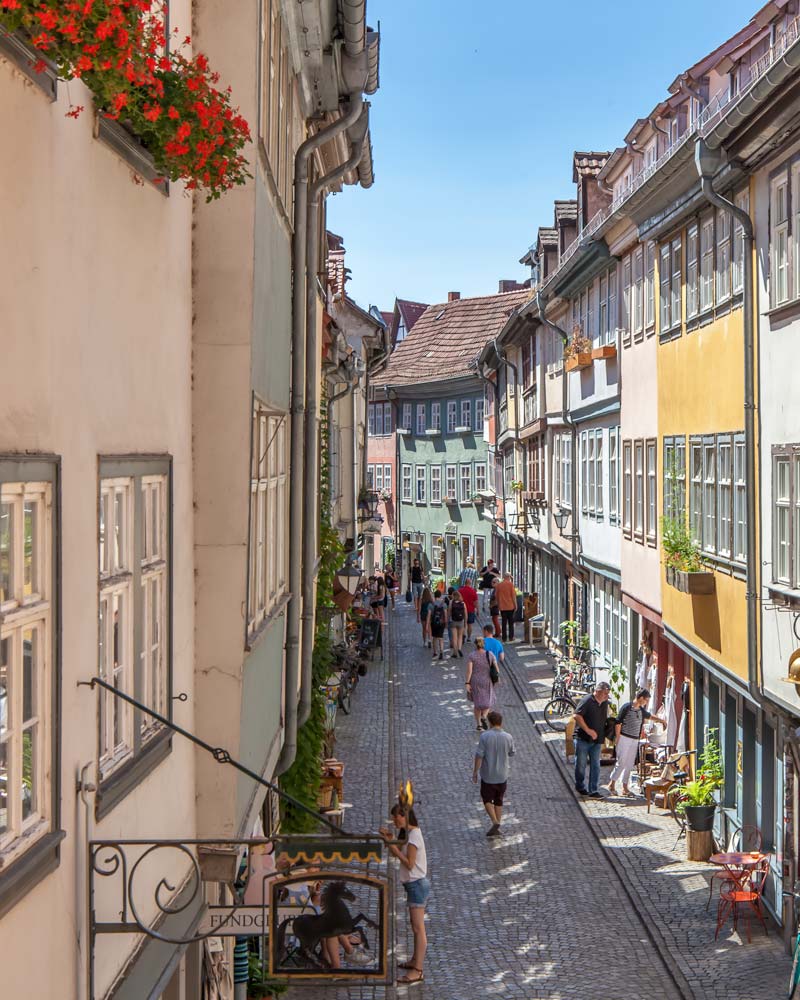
292, 605, 697, 999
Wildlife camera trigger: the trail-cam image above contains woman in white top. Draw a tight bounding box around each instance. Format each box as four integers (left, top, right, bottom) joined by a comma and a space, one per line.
379, 802, 430, 986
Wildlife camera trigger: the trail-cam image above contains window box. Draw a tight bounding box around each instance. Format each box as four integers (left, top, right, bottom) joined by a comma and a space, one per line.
396, 427, 410, 436
591, 345, 617, 361
445, 496, 459, 506
454, 425, 472, 434
0, 28, 57, 100
96, 113, 168, 194
565, 353, 592, 372
523, 490, 545, 503
424, 428, 441, 436
666, 567, 716, 595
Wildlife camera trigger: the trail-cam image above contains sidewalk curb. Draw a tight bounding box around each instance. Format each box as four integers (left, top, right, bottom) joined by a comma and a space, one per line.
499, 634, 695, 1000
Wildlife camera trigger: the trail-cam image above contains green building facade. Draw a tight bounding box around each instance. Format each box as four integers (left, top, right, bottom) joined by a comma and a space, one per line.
396, 373, 491, 583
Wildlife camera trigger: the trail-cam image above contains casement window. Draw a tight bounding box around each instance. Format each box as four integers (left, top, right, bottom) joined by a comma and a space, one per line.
703, 438, 716, 553
588, 434, 596, 514
475, 536, 485, 571
634, 441, 645, 539
607, 268, 617, 345
522, 334, 533, 387
733, 437, 746, 563
367, 406, 375, 437
474, 398, 485, 433
430, 465, 441, 504
609, 428, 619, 525
774, 453, 791, 584
659, 237, 682, 333
416, 404, 426, 435
402, 464, 412, 502
598, 275, 608, 345
366, 464, 374, 488
771, 175, 790, 307
645, 243, 655, 333
622, 440, 632, 536
586, 284, 594, 339
0, 464, 56, 873
732, 190, 749, 295
431, 402, 441, 432
553, 435, 562, 507
504, 450, 516, 500
415, 466, 426, 503
622, 256, 632, 347
460, 400, 471, 429
690, 439, 703, 545
402, 403, 412, 431
646, 440, 657, 544
663, 435, 686, 521
374, 465, 383, 492
561, 434, 572, 510
248, 405, 288, 640
581, 433, 588, 514
445, 464, 457, 501
595, 430, 604, 517
687, 433, 745, 564
384, 465, 392, 493
367, 402, 391, 436
717, 438, 732, 559
474, 462, 487, 494
686, 223, 699, 320
716, 208, 731, 304
460, 464, 472, 503
383, 402, 392, 434
447, 401, 458, 433
632, 246, 644, 339
793, 164, 800, 301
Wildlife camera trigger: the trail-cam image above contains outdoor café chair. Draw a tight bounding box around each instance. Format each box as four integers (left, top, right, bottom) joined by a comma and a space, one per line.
706, 825, 763, 910
714, 859, 770, 943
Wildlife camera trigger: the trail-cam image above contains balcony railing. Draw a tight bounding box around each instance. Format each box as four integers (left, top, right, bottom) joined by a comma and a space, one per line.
544, 14, 800, 290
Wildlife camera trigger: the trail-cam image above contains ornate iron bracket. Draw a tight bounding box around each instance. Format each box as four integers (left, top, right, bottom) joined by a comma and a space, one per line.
78, 676, 348, 836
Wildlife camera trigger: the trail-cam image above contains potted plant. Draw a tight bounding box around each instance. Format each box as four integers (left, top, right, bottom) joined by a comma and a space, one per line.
563, 328, 592, 372
661, 513, 715, 594
510, 479, 524, 493
248, 953, 287, 999
672, 731, 723, 832
559, 618, 581, 653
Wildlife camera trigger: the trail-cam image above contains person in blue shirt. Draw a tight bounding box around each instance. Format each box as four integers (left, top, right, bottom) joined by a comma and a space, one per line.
481, 624, 505, 666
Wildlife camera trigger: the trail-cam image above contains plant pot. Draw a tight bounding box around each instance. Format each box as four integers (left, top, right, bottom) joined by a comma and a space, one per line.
684, 804, 716, 832
591, 344, 617, 360
672, 569, 715, 595
565, 353, 592, 372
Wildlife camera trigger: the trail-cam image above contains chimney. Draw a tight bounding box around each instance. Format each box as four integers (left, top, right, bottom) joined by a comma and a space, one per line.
498, 279, 523, 293
447, 291, 460, 302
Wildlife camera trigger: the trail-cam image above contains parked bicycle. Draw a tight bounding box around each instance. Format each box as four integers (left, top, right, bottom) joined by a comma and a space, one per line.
784, 889, 800, 997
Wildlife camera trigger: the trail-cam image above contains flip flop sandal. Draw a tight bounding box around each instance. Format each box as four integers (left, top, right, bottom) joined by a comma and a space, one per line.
397, 971, 424, 985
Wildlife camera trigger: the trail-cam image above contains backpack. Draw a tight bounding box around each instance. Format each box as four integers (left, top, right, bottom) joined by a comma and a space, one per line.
450, 598, 465, 623
431, 604, 445, 629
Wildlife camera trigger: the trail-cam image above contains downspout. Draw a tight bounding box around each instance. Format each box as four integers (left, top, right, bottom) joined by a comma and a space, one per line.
536, 293, 579, 570
494, 338, 520, 546
277, 86, 368, 774
297, 107, 370, 729
694, 140, 761, 712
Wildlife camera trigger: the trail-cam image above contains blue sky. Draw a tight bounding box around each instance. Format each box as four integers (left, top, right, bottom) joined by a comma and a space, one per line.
328, 0, 761, 312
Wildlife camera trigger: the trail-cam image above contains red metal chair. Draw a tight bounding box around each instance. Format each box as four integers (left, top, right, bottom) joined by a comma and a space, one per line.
706, 825, 763, 910
714, 860, 770, 942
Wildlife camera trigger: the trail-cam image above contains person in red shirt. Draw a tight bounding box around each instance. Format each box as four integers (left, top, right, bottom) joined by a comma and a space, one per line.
458, 581, 479, 642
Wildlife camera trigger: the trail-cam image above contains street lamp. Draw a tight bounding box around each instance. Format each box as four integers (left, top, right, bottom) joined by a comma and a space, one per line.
553, 506, 578, 538
335, 555, 363, 595
357, 488, 380, 521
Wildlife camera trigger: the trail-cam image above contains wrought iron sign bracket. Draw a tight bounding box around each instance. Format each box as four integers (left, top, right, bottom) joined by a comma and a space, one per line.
78, 676, 348, 836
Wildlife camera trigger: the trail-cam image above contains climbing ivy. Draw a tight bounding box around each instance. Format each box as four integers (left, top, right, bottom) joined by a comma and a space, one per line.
280, 398, 344, 833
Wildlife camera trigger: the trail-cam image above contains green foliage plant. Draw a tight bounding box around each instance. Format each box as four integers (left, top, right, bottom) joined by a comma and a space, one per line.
673, 730, 723, 812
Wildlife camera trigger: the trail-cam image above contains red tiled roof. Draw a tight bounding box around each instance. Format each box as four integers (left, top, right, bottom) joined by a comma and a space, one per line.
373, 289, 531, 387
397, 299, 428, 331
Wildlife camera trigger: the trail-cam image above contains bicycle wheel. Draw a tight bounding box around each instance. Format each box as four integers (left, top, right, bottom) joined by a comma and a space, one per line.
543, 698, 576, 732
338, 683, 352, 715
789, 935, 800, 998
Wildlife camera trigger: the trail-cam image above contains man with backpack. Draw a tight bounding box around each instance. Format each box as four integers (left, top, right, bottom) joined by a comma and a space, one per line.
607, 689, 665, 797
428, 590, 448, 661
449, 588, 467, 658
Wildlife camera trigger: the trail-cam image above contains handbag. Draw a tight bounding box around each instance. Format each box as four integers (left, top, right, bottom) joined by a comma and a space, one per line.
405, 587, 412, 603
487, 651, 499, 685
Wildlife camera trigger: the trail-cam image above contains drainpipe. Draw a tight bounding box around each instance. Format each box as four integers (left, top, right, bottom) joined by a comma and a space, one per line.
277, 83, 368, 774
694, 140, 761, 713
296, 108, 371, 729
536, 293, 579, 571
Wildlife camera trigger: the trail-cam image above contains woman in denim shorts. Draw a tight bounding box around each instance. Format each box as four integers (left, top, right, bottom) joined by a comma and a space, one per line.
380, 802, 430, 985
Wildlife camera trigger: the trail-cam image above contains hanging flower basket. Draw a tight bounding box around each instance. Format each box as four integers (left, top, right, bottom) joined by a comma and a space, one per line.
1, 1, 251, 200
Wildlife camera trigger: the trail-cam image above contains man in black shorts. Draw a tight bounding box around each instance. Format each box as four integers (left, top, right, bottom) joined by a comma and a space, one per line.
472, 711, 515, 837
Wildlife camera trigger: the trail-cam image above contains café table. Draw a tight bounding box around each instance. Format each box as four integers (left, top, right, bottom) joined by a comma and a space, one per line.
708, 851, 766, 910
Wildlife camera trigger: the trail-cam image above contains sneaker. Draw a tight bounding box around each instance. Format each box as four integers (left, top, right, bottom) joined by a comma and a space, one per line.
480, 717, 489, 730
486, 824, 500, 837
576, 788, 589, 796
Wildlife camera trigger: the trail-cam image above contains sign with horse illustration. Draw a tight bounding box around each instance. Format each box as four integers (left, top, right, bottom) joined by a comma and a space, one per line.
269, 871, 389, 979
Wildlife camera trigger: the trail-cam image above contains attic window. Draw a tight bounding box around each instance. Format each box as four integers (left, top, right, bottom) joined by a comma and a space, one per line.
435, 310, 446, 320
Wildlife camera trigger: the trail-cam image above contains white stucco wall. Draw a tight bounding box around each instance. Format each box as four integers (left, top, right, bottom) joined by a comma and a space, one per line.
0, 12, 195, 994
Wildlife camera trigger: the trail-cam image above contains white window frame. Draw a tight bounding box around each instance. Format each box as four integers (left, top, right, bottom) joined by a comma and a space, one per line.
430, 465, 442, 504
474, 462, 487, 494
402, 403, 412, 431
623, 440, 632, 535
686, 222, 699, 320
595, 429, 604, 518
646, 440, 657, 544
717, 438, 733, 559
634, 440, 644, 539
716, 207, 731, 304
415, 465, 426, 503
445, 464, 457, 502
609, 428, 619, 525
633, 246, 644, 339
732, 189, 749, 295
446, 401, 458, 434
0, 479, 53, 859
416, 404, 426, 435
645, 242, 656, 333
430, 401, 441, 432
733, 436, 746, 565
401, 464, 412, 502
383, 465, 392, 496
474, 398, 485, 433
771, 174, 790, 308
460, 464, 472, 503
460, 399, 471, 429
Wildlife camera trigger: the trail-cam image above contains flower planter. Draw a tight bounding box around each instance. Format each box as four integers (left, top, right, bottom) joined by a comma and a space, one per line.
591, 344, 617, 361
668, 569, 716, 595
565, 353, 592, 372
684, 804, 716, 832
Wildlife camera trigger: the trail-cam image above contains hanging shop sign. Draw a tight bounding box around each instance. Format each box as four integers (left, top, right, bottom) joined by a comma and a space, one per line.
198, 904, 268, 937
